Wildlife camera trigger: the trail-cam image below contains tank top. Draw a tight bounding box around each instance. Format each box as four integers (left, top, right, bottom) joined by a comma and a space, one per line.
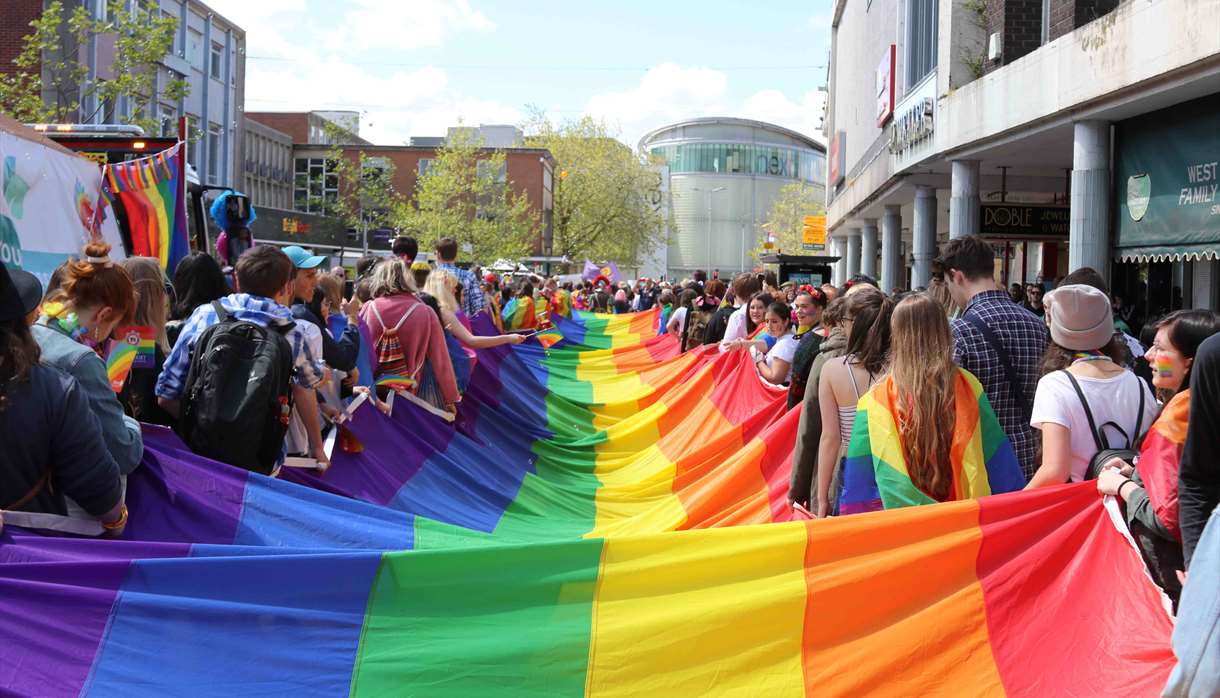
837, 357, 871, 445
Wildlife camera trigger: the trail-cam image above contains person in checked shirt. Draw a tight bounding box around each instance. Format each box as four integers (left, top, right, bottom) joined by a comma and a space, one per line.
935, 236, 1049, 480
156, 246, 331, 469
434, 237, 485, 317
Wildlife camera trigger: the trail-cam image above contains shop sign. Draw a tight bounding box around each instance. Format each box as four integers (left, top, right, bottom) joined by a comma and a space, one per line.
829, 131, 846, 187
802, 214, 826, 251
1115, 93, 1220, 257
876, 46, 896, 127
889, 97, 934, 155
281, 218, 311, 234
979, 205, 1069, 238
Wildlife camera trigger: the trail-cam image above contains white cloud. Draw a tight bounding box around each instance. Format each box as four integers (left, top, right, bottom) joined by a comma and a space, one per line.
582, 64, 828, 149
331, 0, 495, 51
583, 63, 731, 148
740, 89, 827, 143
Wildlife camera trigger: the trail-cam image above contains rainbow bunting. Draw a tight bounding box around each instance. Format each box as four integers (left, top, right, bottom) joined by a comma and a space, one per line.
103, 142, 189, 272
0, 308, 1177, 696
840, 368, 1026, 514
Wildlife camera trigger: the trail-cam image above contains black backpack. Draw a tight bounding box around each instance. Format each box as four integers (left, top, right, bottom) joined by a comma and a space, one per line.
175, 301, 295, 475
1060, 370, 1147, 481
681, 308, 712, 352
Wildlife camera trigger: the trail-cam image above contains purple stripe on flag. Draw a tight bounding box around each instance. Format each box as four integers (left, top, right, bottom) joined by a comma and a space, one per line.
0, 532, 190, 697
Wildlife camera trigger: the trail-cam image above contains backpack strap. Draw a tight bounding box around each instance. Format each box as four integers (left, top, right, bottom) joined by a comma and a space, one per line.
963, 313, 1033, 420
1060, 370, 1106, 453
391, 303, 419, 333
212, 300, 230, 323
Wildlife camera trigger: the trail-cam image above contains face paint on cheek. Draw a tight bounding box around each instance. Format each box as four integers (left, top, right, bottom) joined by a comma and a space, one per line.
1154, 356, 1175, 377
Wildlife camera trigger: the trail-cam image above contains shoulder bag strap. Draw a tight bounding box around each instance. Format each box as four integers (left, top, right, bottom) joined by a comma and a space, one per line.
1060, 369, 1106, 453
3, 465, 53, 511
963, 312, 1032, 420
211, 300, 230, 323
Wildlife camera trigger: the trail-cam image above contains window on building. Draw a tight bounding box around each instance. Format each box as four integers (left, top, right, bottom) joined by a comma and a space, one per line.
906, 0, 938, 87
293, 157, 339, 214
187, 29, 203, 69
207, 122, 222, 185
476, 160, 507, 183
158, 104, 177, 137
186, 115, 200, 172
210, 42, 223, 80
418, 158, 433, 177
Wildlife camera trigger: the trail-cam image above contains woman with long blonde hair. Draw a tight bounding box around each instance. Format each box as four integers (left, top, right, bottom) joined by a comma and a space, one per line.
425, 270, 525, 350
838, 293, 1024, 513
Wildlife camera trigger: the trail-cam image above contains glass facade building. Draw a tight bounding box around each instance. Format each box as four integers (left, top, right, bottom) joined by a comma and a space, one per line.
648, 142, 825, 184
640, 118, 827, 277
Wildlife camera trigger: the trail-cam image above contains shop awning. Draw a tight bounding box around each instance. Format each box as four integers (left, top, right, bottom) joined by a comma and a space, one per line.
1113, 93, 1220, 265
1117, 243, 1219, 263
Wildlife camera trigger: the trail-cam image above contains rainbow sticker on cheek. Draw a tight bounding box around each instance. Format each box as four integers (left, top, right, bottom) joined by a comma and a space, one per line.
1153, 356, 1175, 377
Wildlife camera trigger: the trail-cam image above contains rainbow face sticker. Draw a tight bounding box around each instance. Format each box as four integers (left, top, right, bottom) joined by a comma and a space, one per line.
1153, 355, 1175, 378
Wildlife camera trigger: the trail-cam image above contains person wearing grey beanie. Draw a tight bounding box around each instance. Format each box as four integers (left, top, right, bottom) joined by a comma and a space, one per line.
1026, 284, 1159, 488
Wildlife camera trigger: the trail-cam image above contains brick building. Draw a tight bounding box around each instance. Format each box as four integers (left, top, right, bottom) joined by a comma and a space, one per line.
0, 0, 246, 188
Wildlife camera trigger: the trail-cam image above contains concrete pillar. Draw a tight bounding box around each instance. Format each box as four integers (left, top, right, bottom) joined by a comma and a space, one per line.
832, 236, 848, 287
912, 186, 938, 289
860, 220, 878, 280
846, 229, 862, 281
881, 205, 903, 293
950, 160, 980, 240
1069, 120, 1112, 279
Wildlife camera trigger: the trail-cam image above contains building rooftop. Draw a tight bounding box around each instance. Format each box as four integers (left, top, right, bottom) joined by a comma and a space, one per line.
638, 117, 826, 153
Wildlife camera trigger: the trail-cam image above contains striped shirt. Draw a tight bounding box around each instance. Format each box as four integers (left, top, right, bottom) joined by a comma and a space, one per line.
155, 293, 327, 402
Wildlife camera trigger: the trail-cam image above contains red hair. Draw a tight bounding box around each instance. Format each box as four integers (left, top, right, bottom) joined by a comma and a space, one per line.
47, 241, 137, 324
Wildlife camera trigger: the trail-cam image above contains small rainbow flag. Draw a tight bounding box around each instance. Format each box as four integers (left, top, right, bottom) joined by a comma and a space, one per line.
535, 328, 563, 349
103, 142, 189, 272
105, 326, 154, 392
376, 374, 417, 392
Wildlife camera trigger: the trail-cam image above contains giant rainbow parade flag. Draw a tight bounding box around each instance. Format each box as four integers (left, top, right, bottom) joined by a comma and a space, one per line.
102, 142, 189, 271
0, 307, 1178, 696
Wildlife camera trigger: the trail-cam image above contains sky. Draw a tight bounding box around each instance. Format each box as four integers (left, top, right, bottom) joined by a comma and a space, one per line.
205, 0, 834, 149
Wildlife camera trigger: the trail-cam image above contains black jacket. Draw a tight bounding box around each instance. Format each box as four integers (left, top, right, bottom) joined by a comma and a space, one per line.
291, 303, 360, 373
1180, 333, 1220, 568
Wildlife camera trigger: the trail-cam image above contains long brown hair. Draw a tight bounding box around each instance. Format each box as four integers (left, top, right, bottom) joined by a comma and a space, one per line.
0, 317, 40, 412
890, 294, 957, 502
845, 287, 895, 375
119, 257, 169, 352
45, 241, 137, 325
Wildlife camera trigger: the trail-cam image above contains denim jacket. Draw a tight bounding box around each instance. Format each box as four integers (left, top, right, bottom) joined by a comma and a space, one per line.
31, 321, 144, 475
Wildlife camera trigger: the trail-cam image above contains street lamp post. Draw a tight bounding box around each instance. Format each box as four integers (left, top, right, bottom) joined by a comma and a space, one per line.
692, 186, 726, 275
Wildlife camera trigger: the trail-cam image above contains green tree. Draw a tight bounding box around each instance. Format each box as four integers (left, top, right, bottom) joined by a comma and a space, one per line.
523, 110, 665, 267
396, 128, 537, 263
753, 181, 826, 262
320, 121, 405, 248
0, 1, 189, 136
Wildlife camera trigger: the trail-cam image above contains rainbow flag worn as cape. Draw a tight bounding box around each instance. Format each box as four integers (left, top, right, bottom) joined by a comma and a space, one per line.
656, 303, 672, 336
502, 295, 538, 331
549, 289, 572, 319
103, 142, 189, 272
840, 368, 1026, 514
1136, 389, 1189, 540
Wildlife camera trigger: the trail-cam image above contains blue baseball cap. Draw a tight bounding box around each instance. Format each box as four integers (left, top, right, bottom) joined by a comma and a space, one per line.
281, 245, 326, 270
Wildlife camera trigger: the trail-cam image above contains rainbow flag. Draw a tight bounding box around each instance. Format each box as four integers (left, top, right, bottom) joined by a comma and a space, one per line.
549, 288, 572, 318
0, 310, 1176, 695
1135, 389, 1189, 539
103, 142, 189, 272
502, 295, 538, 331
840, 369, 1026, 514
104, 326, 154, 392
375, 374, 417, 392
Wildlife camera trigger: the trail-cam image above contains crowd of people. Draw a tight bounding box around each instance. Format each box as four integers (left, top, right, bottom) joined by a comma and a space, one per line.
0, 231, 1216, 692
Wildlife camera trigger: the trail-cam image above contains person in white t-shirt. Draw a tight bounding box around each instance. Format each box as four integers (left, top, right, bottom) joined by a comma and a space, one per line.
719, 273, 763, 350
666, 289, 697, 339
754, 301, 798, 384
1028, 284, 1158, 487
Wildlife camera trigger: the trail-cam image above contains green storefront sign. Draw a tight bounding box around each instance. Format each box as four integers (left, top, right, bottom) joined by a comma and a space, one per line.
1114, 93, 1220, 260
